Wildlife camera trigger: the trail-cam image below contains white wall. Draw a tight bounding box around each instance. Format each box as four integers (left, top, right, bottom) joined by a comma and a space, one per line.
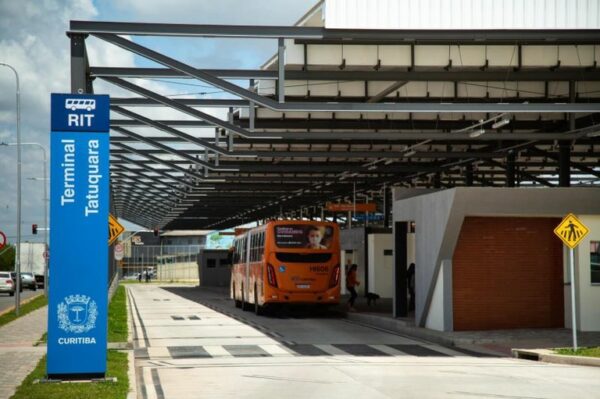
425, 260, 447, 331
325, 0, 600, 30
157, 262, 198, 281
367, 233, 394, 298
577, 215, 600, 331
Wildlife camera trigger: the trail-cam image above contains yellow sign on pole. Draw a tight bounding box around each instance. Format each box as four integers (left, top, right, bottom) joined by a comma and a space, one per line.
554, 213, 589, 249
108, 214, 125, 245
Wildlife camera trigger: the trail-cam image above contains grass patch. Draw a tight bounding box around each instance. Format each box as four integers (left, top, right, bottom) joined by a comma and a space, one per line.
34, 332, 47, 347
0, 295, 47, 328
555, 347, 600, 358
9, 350, 129, 399
108, 285, 128, 343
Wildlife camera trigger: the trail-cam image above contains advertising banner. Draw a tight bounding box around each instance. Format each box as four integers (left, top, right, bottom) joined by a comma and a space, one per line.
326, 203, 377, 212
274, 224, 334, 249
48, 93, 110, 378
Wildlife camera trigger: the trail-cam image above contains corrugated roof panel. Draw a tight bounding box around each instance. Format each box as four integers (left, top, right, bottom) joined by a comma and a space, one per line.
324, 0, 600, 29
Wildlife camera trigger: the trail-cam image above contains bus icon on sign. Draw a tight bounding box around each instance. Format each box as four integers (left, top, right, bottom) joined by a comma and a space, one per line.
65, 98, 96, 112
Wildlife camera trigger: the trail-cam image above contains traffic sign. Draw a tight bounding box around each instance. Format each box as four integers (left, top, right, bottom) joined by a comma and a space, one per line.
0, 231, 6, 250
114, 243, 124, 261
108, 214, 125, 245
554, 213, 589, 249
553, 213, 590, 352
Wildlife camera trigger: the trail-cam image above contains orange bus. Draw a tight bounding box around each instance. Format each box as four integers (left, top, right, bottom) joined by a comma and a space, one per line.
230, 220, 341, 315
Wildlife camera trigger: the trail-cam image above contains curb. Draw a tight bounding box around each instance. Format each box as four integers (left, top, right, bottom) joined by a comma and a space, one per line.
513, 348, 600, 367
345, 312, 455, 347
345, 312, 505, 357
124, 286, 138, 399
0, 293, 44, 317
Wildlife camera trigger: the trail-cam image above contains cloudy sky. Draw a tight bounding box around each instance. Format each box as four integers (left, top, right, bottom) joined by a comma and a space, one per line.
0, 0, 319, 244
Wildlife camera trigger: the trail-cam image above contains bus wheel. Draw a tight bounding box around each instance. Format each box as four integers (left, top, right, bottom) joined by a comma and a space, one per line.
254, 289, 264, 316
241, 285, 250, 311
233, 284, 241, 308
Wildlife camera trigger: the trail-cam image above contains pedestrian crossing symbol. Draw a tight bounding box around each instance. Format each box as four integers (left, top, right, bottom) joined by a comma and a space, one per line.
108, 214, 125, 245
554, 213, 589, 249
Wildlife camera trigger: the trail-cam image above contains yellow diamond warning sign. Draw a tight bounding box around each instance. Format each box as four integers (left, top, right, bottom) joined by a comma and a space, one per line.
108, 214, 125, 245
554, 213, 589, 249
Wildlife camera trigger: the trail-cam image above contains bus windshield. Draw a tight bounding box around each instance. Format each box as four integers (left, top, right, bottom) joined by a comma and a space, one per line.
274, 224, 335, 250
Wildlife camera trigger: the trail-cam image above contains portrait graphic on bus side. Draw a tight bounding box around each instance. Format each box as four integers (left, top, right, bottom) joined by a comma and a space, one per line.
274, 225, 334, 250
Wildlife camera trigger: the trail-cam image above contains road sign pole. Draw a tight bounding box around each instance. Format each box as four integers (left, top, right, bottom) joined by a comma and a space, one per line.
569, 247, 578, 351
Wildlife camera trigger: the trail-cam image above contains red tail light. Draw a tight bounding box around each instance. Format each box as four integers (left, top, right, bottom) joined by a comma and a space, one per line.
6, 279, 13, 285
329, 265, 340, 288
267, 264, 278, 287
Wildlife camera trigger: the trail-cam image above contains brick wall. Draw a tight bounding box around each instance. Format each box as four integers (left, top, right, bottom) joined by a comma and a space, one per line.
453, 217, 564, 331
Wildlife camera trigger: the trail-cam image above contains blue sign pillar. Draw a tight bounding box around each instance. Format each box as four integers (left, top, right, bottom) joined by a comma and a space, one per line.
48, 93, 110, 378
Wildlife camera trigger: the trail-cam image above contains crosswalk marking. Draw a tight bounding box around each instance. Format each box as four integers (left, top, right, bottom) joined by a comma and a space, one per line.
152, 343, 471, 360
368, 344, 412, 356
203, 345, 233, 358
259, 344, 296, 356
147, 347, 170, 358
314, 344, 352, 356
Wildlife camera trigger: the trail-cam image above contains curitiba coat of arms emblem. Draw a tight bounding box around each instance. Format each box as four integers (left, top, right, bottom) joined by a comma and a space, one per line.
57, 294, 98, 334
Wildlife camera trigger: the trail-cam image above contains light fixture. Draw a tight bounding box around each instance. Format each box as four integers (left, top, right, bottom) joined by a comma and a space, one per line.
491, 118, 510, 129
384, 159, 395, 165
587, 130, 600, 138
468, 128, 486, 138
404, 150, 416, 157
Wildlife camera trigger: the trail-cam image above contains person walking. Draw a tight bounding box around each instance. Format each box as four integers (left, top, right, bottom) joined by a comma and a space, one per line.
346, 264, 360, 312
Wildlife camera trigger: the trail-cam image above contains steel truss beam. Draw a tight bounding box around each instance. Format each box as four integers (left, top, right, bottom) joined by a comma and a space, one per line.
95, 34, 600, 114
70, 21, 600, 44
92, 66, 600, 82
110, 127, 237, 173
111, 106, 232, 156
109, 148, 507, 159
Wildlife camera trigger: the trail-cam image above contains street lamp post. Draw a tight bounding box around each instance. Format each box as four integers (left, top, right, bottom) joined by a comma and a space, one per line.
0, 63, 22, 315
3, 143, 49, 296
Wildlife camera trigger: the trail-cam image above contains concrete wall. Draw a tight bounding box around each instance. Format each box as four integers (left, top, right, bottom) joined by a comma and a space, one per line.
425, 260, 451, 331
393, 187, 600, 331
157, 262, 198, 281
197, 249, 231, 288
367, 233, 394, 298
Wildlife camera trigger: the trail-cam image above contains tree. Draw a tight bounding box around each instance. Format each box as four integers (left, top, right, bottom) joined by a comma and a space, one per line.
0, 244, 15, 271
209, 233, 222, 248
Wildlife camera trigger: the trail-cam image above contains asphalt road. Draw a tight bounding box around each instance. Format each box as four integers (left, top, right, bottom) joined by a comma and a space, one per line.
0, 289, 41, 313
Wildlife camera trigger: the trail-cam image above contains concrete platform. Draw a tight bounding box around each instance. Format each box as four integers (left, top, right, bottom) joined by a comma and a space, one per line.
346, 311, 600, 357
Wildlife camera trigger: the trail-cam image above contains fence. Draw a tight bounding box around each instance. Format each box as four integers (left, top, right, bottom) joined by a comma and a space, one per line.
120, 245, 201, 282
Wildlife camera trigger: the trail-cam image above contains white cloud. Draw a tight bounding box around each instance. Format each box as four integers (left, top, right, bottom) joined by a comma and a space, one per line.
0, 0, 321, 238
0, 0, 98, 241
112, 0, 319, 25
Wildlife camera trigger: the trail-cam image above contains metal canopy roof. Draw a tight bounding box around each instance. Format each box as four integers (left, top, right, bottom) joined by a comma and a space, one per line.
67, 20, 600, 230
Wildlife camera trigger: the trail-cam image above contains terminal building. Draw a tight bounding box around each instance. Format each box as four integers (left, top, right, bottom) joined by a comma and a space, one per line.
67, 0, 600, 333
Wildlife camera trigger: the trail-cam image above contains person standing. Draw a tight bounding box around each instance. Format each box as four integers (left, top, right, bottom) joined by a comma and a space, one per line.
346, 264, 360, 311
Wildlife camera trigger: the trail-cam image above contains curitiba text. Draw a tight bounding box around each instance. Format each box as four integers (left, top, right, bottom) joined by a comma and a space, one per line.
58, 337, 97, 345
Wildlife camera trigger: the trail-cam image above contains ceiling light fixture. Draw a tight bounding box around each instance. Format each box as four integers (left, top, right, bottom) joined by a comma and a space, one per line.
468, 128, 486, 138
491, 118, 510, 129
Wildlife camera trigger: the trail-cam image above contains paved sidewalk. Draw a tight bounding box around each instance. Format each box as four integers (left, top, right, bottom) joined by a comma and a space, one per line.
0, 306, 48, 399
